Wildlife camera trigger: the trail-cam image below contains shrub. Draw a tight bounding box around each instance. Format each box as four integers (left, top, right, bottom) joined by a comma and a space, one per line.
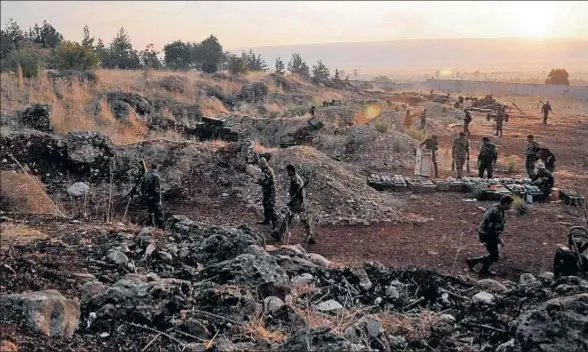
513, 196, 528, 215
404, 126, 428, 141
2, 49, 42, 77
506, 159, 516, 173
158, 75, 189, 93
375, 122, 389, 133
49, 41, 98, 71
239, 82, 268, 103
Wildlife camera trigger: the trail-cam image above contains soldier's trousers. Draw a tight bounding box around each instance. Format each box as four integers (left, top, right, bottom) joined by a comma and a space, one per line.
478, 162, 493, 179
543, 112, 549, 124
274, 206, 312, 241
454, 156, 466, 178
525, 157, 536, 178
147, 200, 164, 228
495, 123, 503, 137
262, 195, 278, 225
463, 123, 471, 136
431, 151, 439, 178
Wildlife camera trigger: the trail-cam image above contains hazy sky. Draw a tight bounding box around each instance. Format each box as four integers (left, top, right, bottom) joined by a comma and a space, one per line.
1, 1, 587, 50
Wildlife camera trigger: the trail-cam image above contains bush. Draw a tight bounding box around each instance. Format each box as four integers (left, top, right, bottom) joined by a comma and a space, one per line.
239, 82, 268, 103
2, 49, 42, 77
404, 126, 428, 141
49, 41, 98, 71
506, 159, 516, 173
47, 69, 99, 85
513, 196, 528, 215
159, 75, 189, 93
375, 122, 389, 133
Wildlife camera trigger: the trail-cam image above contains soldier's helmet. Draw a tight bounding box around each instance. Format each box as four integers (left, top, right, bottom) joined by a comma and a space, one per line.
258, 157, 268, 168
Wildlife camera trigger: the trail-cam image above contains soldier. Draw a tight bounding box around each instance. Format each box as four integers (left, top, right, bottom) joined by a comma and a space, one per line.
541, 101, 552, 124
463, 110, 472, 136
466, 194, 514, 276
419, 109, 427, 130
537, 147, 556, 173
310, 106, 316, 118
419, 135, 439, 178
458, 95, 464, 107
494, 108, 505, 137
256, 157, 277, 228
141, 162, 165, 228
525, 135, 540, 177
452, 132, 470, 179
272, 164, 315, 244
531, 162, 554, 201
478, 137, 497, 179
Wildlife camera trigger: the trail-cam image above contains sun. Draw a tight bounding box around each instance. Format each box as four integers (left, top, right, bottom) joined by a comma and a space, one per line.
512, 2, 556, 38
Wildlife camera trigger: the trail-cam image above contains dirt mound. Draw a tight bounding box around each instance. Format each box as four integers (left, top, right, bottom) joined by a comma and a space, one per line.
242, 145, 407, 226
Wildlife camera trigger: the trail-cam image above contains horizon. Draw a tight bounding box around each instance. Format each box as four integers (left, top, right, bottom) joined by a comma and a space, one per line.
1, 1, 587, 51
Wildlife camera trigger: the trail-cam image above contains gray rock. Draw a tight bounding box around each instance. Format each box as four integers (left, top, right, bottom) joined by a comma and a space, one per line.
146, 272, 160, 281
472, 291, 495, 305
159, 251, 173, 262
519, 273, 540, 287
478, 278, 508, 293
388, 335, 407, 349
386, 285, 401, 299
307, 253, 331, 268
440, 314, 456, 323
350, 266, 373, 292
278, 326, 368, 352
263, 296, 285, 313
0, 290, 80, 339
292, 273, 315, 286
106, 249, 129, 266
67, 182, 89, 197
117, 243, 131, 254
184, 343, 207, 352
345, 314, 384, 343
79, 281, 107, 303
539, 271, 555, 281
315, 299, 344, 314
515, 293, 588, 352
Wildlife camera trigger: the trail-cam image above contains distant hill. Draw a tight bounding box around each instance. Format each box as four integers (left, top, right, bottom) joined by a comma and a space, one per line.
232, 38, 588, 79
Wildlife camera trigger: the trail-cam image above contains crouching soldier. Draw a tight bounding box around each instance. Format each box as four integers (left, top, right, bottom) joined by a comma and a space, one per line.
466, 195, 514, 276
531, 162, 554, 201
141, 162, 165, 228
272, 164, 315, 245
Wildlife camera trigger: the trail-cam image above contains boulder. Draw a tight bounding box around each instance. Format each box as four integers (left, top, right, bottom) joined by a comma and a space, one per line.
199, 251, 290, 298
472, 291, 495, 305
0, 290, 80, 339
264, 296, 285, 313
315, 300, 344, 314
19, 104, 53, 132
67, 182, 90, 197
349, 266, 373, 292
514, 293, 588, 352
109, 100, 132, 120
106, 249, 129, 266
478, 278, 508, 293
106, 92, 152, 117
519, 273, 540, 287
278, 326, 368, 352
292, 273, 315, 286
307, 253, 331, 268
345, 314, 384, 343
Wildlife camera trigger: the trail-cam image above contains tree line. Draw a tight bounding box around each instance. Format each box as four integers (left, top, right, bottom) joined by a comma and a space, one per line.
0, 18, 349, 84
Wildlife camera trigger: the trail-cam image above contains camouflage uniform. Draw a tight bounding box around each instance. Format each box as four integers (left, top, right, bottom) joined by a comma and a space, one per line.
463, 112, 472, 136
478, 142, 497, 179
419, 111, 427, 130
274, 174, 313, 242
531, 169, 554, 201
525, 141, 540, 177
541, 102, 552, 124
467, 203, 507, 274
452, 135, 470, 179
258, 166, 278, 226
141, 171, 164, 228
494, 111, 504, 137
421, 137, 439, 178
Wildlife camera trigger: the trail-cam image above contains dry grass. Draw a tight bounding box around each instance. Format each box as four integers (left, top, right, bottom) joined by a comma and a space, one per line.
243, 314, 287, 343
0, 222, 47, 246
0, 171, 62, 215
403, 126, 428, 141
377, 310, 441, 342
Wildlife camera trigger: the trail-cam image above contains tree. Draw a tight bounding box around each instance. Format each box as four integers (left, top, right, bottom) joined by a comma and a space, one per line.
81, 25, 94, 49
288, 53, 310, 80
226, 53, 248, 76
193, 35, 224, 73
311, 60, 330, 84
274, 57, 285, 75
49, 41, 98, 70
241, 49, 267, 72
95, 38, 108, 67
140, 44, 162, 69
545, 68, 570, 85
2, 19, 24, 51
163, 40, 191, 70
27, 21, 63, 48
103, 27, 141, 69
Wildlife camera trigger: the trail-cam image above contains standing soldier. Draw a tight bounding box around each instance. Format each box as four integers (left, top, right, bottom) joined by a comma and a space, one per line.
310, 106, 316, 118
419, 135, 439, 178
525, 135, 540, 177
466, 195, 514, 276
452, 132, 470, 179
494, 108, 505, 137
463, 110, 472, 136
141, 162, 165, 228
272, 164, 315, 245
478, 137, 498, 179
419, 109, 427, 130
541, 100, 552, 124
256, 157, 277, 228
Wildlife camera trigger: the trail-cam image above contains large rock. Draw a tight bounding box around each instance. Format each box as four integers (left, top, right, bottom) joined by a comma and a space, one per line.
199, 251, 290, 298
106, 92, 152, 117
19, 104, 53, 132
278, 326, 368, 352
514, 293, 588, 352
67, 182, 90, 197
0, 290, 80, 339
65, 132, 114, 181
345, 314, 384, 343
478, 279, 508, 293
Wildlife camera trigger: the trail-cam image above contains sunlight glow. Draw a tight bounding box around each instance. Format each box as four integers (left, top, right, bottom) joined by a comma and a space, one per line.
512, 2, 557, 38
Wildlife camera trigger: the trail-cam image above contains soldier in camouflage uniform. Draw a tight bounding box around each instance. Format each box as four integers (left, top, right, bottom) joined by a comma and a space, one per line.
419, 109, 427, 130
478, 137, 497, 179
525, 135, 540, 177
463, 110, 472, 136
531, 162, 554, 201
272, 164, 315, 244
494, 109, 505, 137
541, 101, 552, 124
141, 162, 165, 228
452, 132, 470, 179
256, 157, 277, 227
420, 135, 439, 178
466, 195, 514, 276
